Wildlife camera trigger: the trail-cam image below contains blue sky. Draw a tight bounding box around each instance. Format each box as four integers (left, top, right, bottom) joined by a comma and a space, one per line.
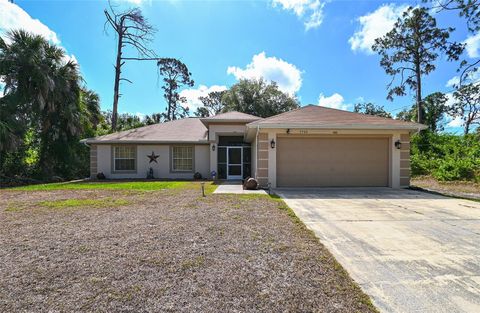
1, 0, 478, 132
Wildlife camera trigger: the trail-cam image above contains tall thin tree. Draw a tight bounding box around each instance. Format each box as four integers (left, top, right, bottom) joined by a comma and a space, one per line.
157, 58, 194, 121
104, 3, 156, 131
373, 7, 463, 123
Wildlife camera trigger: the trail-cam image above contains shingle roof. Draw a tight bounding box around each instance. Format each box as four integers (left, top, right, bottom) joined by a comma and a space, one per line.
83, 118, 208, 144
247, 105, 426, 130
200, 111, 261, 124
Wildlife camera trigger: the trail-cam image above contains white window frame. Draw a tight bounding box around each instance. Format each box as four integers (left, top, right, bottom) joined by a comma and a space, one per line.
171, 146, 194, 172
112, 145, 137, 173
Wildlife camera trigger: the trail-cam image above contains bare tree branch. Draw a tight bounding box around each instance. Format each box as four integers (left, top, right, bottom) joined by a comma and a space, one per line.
104, 1, 157, 131
121, 57, 161, 61
119, 78, 133, 84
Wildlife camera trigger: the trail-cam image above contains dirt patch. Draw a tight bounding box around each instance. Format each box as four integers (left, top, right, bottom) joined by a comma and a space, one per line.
0, 185, 376, 312
411, 176, 480, 200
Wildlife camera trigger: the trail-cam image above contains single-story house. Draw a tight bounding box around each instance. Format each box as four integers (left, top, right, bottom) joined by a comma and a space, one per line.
81, 105, 426, 188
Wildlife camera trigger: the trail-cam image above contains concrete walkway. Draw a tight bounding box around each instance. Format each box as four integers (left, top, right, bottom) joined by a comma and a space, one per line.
213, 181, 267, 194
276, 188, 480, 313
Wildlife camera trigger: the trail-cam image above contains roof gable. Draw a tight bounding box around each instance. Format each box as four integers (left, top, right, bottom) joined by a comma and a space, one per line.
248, 105, 426, 130
84, 118, 208, 144
200, 111, 261, 124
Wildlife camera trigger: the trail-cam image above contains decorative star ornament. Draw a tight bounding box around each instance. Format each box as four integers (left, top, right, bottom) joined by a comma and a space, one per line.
147, 151, 159, 163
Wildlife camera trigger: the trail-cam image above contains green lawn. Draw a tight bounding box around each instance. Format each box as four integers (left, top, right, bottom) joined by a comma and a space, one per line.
39, 198, 130, 209
11, 180, 214, 191
0, 180, 377, 312
6, 198, 131, 212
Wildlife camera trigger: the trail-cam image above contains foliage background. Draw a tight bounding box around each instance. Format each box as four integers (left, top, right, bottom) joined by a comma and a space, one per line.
411, 132, 480, 182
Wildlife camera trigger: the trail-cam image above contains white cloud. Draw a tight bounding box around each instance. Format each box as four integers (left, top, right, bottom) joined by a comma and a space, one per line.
355, 96, 365, 102
61, 54, 78, 66
317, 93, 350, 110
445, 92, 455, 107
120, 111, 146, 120
124, 0, 144, 4
464, 32, 480, 58
0, 0, 60, 44
446, 115, 463, 127
443, 93, 463, 128
446, 70, 480, 87
446, 76, 460, 88
227, 52, 302, 95
179, 85, 227, 110
349, 4, 409, 54
272, 0, 324, 30
115, 0, 156, 7
134, 112, 146, 119
0, 1, 78, 66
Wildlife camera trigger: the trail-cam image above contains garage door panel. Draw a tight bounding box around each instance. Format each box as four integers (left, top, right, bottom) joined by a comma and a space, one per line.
277, 137, 389, 187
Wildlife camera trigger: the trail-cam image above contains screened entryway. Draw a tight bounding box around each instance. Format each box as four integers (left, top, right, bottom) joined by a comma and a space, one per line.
217, 136, 251, 180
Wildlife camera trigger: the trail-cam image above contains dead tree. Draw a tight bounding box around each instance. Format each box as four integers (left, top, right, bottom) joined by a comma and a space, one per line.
104, 3, 157, 131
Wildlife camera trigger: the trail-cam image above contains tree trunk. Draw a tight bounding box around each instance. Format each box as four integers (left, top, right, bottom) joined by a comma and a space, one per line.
166, 97, 171, 121
111, 22, 124, 131
415, 61, 423, 124
465, 110, 472, 134
166, 87, 172, 121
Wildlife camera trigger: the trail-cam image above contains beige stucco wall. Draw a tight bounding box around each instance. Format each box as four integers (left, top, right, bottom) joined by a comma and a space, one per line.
252, 128, 412, 189
253, 133, 269, 187
92, 127, 412, 186
96, 144, 209, 179
209, 143, 217, 176
399, 133, 411, 187
208, 124, 246, 141
195, 145, 210, 179
251, 136, 257, 182
90, 145, 98, 178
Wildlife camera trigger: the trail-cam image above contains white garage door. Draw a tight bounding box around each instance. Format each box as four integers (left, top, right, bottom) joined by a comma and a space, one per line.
276, 137, 389, 187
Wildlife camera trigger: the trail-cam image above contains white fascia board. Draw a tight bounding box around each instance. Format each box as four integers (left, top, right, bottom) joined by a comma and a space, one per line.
83, 139, 210, 144
201, 119, 259, 124
246, 123, 427, 131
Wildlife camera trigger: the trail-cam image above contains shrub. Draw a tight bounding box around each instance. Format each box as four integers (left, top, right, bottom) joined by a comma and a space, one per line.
410, 132, 480, 181
433, 158, 477, 181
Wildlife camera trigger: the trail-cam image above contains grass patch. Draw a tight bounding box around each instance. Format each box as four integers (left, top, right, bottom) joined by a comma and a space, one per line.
183, 181, 217, 195
235, 193, 303, 225
411, 176, 480, 202
276, 199, 303, 225
181, 256, 205, 270
5, 206, 24, 212
10, 181, 204, 191
38, 198, 129, 209
5, 198, 129, 212
203, 182, 218, 195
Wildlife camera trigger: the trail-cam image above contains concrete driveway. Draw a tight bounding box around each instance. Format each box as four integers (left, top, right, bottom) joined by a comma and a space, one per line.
275, 188, 480, 313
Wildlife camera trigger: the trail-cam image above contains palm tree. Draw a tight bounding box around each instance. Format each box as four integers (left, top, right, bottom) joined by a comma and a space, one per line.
80, 89, 102, 135
0, 30, 101, 178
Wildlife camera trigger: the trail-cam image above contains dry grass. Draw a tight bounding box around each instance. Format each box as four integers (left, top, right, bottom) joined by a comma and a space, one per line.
0, 182, 376, 313
411, 176, 480, 200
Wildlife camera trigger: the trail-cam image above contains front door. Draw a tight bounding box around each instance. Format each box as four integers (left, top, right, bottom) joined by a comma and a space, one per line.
227, 147, 242, 180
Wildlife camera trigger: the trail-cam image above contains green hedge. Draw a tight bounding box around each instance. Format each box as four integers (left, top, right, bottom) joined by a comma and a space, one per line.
410, 132, 480, 181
